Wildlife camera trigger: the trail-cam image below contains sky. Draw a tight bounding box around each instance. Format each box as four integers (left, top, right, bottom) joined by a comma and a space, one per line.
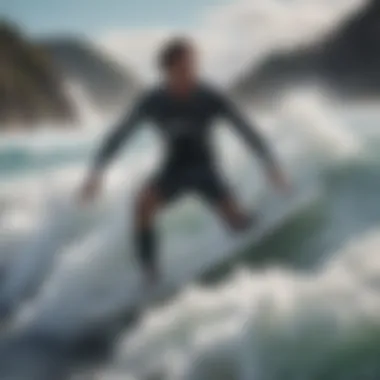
0, 0, 229, 37
96, 0, 364, 83
0, 0, 364, 83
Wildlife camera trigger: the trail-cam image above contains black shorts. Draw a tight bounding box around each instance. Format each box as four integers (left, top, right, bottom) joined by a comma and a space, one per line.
149, 161, 230, 204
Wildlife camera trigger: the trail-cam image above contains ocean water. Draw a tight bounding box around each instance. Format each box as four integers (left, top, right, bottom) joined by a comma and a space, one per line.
0, 87, 379, 380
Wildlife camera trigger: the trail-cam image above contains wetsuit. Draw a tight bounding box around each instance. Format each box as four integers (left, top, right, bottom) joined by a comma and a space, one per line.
94, 83, 275, 202
92, 83, 277, 276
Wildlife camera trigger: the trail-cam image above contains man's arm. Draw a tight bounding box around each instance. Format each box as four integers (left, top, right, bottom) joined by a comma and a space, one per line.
92, 96, 150, 173
80, 95, 150, 201
217, 94, 274, 166
216, 92, 289, 191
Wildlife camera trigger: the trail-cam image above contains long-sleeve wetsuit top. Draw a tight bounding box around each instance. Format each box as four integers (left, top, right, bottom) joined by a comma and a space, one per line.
93, 83, 276, 172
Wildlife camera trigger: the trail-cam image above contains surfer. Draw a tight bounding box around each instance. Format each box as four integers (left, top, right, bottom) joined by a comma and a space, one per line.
80, 37, 290, 285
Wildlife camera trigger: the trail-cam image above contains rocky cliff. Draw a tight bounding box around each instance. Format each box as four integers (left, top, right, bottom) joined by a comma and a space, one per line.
0, 21, 75, 129
233, 0, 380, 101
42, 38, 140, 114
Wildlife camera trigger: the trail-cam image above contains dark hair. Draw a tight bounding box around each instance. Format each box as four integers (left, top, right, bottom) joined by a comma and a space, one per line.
158, 37, 192, 71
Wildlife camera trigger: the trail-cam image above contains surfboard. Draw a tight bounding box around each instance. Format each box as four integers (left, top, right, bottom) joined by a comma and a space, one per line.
152, 190, 316, 299
85, 187, 320, 339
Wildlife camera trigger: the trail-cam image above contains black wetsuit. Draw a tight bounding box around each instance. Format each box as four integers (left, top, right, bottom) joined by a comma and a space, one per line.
94, 83, 275, 203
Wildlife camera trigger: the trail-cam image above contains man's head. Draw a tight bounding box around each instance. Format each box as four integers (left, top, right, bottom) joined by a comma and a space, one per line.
158, 37, 197, 90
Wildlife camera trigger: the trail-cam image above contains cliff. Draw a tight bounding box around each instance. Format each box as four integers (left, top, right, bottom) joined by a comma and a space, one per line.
0, 21, 75, 129
42, 38, 140, 114
232, 0, 380, 101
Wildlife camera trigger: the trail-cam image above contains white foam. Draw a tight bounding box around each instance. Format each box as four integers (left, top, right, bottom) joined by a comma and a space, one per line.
0, 81, 374, 380
277, 88, 362, 160
0, 83, 365, 327
97, 229, 380, 380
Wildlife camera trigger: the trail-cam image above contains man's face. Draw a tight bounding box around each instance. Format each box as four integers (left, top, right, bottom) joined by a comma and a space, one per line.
169, 47, 198, 85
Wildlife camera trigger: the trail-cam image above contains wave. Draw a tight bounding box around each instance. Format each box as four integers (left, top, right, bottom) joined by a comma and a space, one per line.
0, 87, 366, 321
0, 86, 377, 380
98, 228, 380, 380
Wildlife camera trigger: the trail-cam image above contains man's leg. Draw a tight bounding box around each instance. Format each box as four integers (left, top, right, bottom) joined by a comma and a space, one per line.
197, 166, 257, 233
134, 184, 163, 284
216, 196, 257, 233
134, 161, 183, 285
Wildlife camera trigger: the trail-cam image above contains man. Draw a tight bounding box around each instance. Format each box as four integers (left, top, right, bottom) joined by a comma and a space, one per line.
81, 38, 289, 285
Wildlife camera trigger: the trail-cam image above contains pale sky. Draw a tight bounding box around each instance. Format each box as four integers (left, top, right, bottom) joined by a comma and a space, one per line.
0, 0, 229, 37
0, 0, 364, 83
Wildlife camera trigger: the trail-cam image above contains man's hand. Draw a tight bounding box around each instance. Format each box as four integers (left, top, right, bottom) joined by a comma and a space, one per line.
268, 165, 292, 195
79, 172, 102, 203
